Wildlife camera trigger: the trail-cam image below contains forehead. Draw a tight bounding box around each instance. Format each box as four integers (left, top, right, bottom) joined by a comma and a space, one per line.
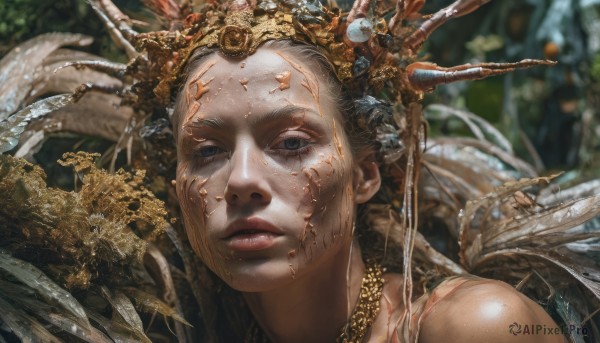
190, 47, 316, 84
180, 47, 336, 123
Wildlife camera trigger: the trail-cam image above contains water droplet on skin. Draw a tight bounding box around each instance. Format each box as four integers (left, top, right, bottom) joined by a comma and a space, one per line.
346, 18, 374, 43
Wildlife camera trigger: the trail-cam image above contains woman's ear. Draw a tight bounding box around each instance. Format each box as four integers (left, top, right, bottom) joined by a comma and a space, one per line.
353, 149, 381, 204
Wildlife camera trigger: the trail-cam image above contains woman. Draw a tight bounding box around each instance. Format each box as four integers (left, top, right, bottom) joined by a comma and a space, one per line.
170, 39, 565, 341
0, 0, 597, 342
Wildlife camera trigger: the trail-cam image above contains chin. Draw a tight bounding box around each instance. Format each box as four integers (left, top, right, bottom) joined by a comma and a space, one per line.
217, 258, 298, 293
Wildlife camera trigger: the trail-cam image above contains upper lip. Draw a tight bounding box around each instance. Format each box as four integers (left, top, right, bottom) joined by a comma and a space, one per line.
222, 217, 283, 239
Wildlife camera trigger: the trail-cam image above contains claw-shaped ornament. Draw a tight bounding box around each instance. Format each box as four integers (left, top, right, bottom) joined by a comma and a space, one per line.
407, 59, 557, 92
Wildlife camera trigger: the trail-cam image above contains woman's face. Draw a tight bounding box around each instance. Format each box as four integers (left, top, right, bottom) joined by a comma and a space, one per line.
175, 48, 371, 291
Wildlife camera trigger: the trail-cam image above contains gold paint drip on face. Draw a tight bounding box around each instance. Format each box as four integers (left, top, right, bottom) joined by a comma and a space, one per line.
187, 59, 217, 104
177, 173, 218, 271
303, 168, 322, 198
275, 70, 292, 91
191, 77, 214, 100
332, 119, 344, 159
275, 52, 321, 114
182, 102, 201, 128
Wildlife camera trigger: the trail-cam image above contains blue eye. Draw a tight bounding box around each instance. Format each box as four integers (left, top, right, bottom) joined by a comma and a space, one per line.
283, 138, 306, 150
198, 146, 222, 157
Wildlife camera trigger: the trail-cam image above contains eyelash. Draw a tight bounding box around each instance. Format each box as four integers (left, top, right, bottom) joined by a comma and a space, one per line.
270, 135, 313, 157
192, 133, 314, 163
194, 145, 225, 164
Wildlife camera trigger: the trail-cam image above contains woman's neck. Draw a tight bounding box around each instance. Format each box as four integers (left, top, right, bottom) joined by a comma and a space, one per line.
243, 240, 365, 343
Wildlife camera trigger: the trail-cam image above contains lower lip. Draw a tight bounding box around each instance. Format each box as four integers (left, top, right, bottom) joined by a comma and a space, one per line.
225, 232, 280, 251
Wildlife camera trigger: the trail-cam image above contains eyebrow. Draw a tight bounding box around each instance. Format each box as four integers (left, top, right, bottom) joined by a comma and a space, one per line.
185, 105, 315, 130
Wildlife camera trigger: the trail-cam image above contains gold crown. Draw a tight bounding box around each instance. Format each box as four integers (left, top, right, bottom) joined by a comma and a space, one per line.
117, 0, 553, 112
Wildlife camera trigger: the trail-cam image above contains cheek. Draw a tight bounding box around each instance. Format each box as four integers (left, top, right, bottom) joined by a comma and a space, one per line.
175, 164, 217, 264
296, 152, 355, 250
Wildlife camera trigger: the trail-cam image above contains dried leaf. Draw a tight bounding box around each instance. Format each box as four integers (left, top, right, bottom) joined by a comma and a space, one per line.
27, 49, 124, 102
538, 179, 600, 206
430, 137, 537, 178
477, 249, 600, 300
87, 310, 150, 343
426, 104, 514, 154
24, 91, 133, 143
142, 244, 193, 342
0, 94, 73, 153
0, 296, 62, 343
0, 33, 92, 119
100, 286, 151, 343
479, 194, 600, 253
0, 279, 112, 343
0, 250, 90, 327
120, 287, 193, 326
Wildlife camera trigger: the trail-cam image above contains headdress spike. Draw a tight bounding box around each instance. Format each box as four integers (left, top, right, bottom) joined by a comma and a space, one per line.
407, 59, 556, 91
405, 0, 491, 51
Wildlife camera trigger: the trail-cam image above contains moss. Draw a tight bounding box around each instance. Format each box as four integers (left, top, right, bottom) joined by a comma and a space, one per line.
0, 153, 168, 290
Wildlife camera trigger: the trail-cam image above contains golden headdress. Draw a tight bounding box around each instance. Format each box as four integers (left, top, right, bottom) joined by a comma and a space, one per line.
119, 0, 553, 111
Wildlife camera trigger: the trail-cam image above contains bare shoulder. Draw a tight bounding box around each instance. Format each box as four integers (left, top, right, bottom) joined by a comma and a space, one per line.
417, 277, 567, 343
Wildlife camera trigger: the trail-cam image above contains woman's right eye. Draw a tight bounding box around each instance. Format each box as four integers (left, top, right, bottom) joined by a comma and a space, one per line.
197, 145, 224, 158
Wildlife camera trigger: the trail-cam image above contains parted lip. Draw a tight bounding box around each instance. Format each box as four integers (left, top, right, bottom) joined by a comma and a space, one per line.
222, 217, 283, 239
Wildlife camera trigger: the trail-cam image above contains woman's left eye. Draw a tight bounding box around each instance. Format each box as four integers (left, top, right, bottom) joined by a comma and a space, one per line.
271, 134, 312, 156
282, 138, 307, 150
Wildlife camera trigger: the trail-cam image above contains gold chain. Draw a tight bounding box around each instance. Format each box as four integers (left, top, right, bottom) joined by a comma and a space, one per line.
337, 261, 384, 343
245, 261, 384, 343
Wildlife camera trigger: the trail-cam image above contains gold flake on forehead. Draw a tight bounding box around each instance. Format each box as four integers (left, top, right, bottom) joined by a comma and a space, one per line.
186, 60, 217, 104
275, 71, 291, 91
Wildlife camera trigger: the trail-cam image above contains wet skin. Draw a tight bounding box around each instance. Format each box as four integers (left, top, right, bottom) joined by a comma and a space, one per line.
175, 48, 367, 293
174, 47, 566, 343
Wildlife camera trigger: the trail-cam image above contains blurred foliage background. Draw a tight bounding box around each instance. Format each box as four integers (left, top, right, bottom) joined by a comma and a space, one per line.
1, 0, 600, 180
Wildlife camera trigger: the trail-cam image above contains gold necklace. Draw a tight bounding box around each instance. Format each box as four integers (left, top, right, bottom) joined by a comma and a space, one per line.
244, 261, 384, 343
337, 261, 384, 343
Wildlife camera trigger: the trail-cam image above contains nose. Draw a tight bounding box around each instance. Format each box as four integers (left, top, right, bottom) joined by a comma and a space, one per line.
224, 142, 272, 207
